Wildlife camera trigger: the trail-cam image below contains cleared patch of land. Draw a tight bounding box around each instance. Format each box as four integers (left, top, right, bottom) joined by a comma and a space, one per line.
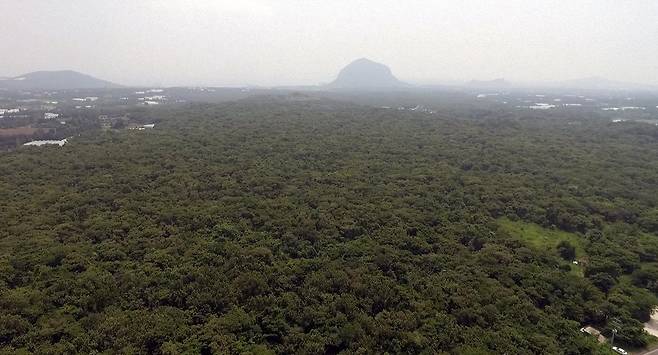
498, 218, 587, 276
498, 217, 585, 257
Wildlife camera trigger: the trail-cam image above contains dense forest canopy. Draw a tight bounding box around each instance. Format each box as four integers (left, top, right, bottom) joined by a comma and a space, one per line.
1, 97, 657, 354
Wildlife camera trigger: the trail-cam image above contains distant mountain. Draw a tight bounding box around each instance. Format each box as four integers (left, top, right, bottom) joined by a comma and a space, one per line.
0, 70, 120, 90
467, 78, 511, 89
328, 58, 406, 89
556, 76, 657, 91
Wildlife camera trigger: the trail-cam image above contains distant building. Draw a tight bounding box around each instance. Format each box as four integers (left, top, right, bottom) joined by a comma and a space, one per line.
44, 112, 59, 120
23, 139, 68, 147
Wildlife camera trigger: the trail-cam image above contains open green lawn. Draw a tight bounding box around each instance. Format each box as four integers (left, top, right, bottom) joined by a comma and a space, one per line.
498, 218, 586, 276
498, 218, 586, 258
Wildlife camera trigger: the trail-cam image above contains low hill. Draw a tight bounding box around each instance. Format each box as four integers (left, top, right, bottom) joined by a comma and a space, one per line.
557, 76, 657, 91
0, 70, 120, 90
467, 78, 511, 89
328, 58, 406, 89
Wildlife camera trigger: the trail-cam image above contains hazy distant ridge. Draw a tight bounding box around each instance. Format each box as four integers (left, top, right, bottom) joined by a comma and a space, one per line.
554, 76, 658, 91
467, 78, 511, 89
0, 70, 120, 90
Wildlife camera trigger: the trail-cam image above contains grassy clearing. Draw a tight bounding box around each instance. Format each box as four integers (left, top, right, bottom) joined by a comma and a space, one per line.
498, 217, 586, 258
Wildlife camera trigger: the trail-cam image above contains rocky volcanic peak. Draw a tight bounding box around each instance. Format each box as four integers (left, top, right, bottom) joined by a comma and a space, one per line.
329, 58, 405, 89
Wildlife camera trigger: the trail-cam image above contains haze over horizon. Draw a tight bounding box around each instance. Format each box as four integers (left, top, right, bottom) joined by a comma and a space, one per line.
2, 0, 657, 87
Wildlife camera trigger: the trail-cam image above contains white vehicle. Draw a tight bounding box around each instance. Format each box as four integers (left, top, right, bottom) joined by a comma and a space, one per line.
612, 347, 627, 355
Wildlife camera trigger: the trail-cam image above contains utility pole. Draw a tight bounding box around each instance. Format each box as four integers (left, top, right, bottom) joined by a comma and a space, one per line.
609, 318, 621, 348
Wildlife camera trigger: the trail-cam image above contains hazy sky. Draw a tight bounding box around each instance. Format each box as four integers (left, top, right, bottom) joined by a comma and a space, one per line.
1, 0, 657, 86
